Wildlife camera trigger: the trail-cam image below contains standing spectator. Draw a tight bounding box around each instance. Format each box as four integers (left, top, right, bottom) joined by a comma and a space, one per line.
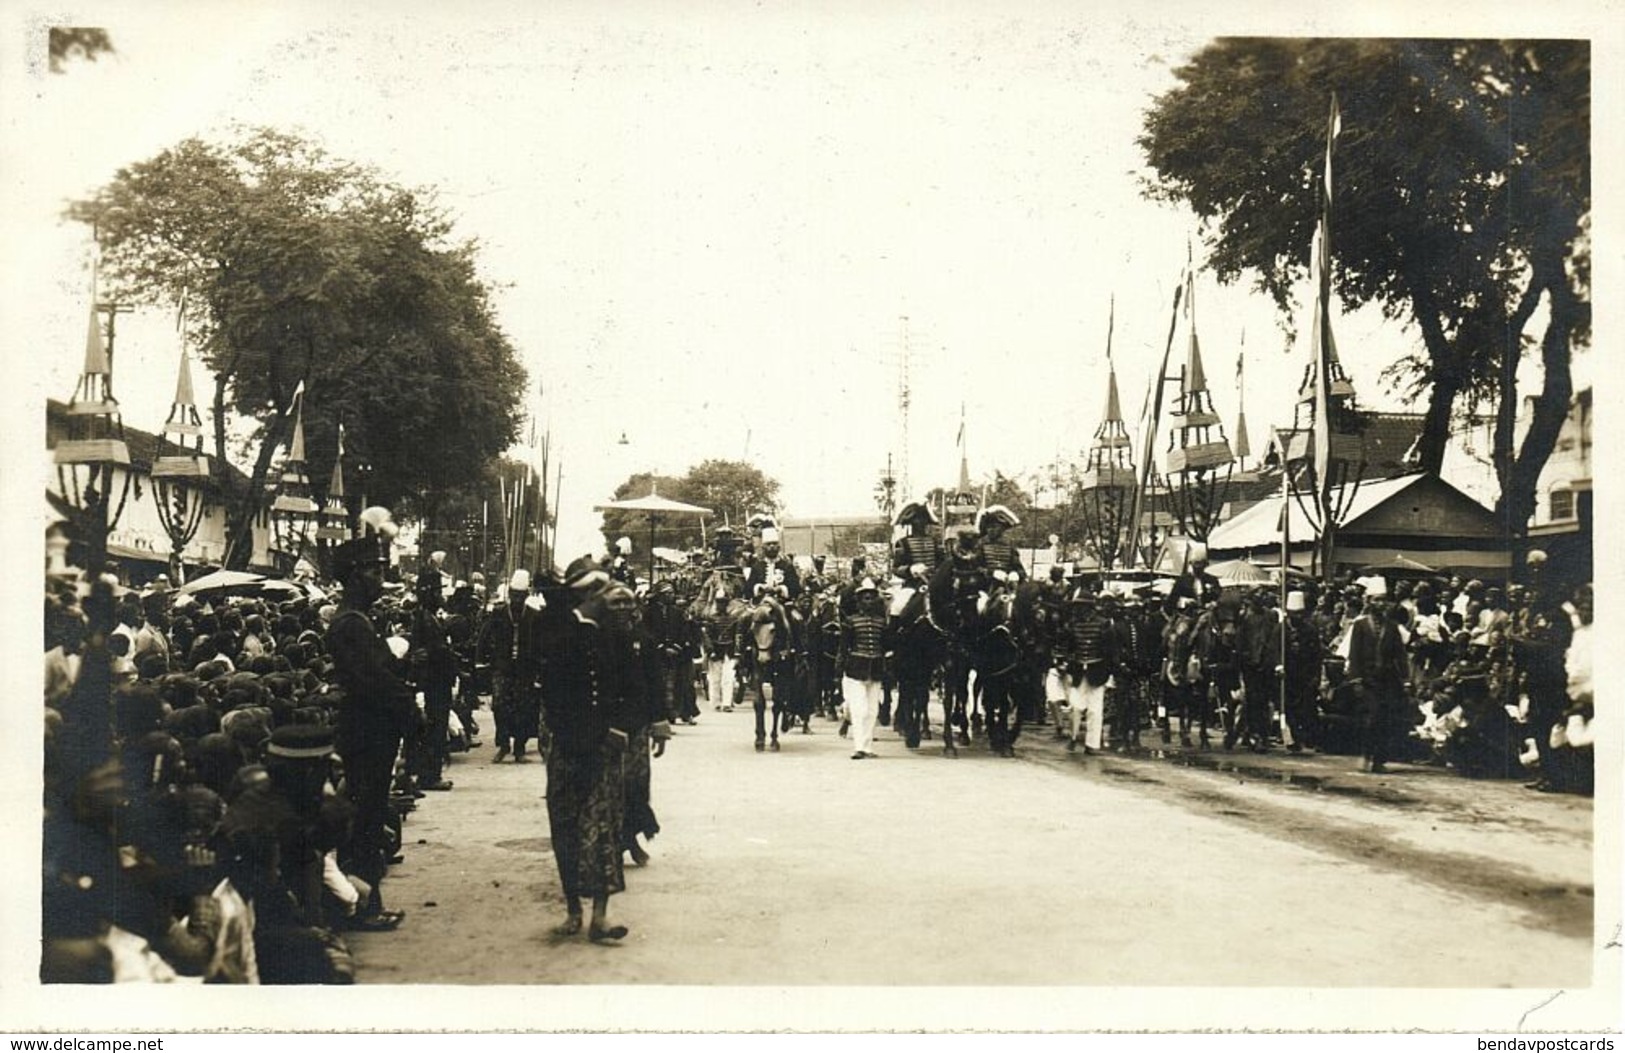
324, 529, 411, 930
407, 575, 458, 792
1281, 591, 1324, 752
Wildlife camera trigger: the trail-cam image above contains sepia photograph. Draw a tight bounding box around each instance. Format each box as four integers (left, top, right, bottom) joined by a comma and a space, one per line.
1, 0, 1617, 1037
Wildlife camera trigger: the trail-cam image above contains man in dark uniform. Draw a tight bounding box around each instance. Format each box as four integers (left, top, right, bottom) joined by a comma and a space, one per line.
407, 570, 458, 790
892, 501, 945, 576
324, 518, 411, 930
976, 505, 1027, 580
476, 570, 540, 762
646, 581, 701, 725
1281, 590, 1324, 751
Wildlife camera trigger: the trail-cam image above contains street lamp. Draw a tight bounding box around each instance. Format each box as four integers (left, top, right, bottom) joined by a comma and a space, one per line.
150, 339, 209, 584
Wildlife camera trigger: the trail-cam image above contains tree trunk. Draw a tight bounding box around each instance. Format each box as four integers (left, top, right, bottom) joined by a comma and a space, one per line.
222, 412, 289, 570
1492, 275, 1547, 500
1408, 290, 1462, 475
1497, 253, 1576, 536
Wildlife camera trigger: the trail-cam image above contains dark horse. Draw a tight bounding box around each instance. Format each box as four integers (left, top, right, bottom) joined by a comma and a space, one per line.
890, 575, 944, 749
927, 536, 1023, 757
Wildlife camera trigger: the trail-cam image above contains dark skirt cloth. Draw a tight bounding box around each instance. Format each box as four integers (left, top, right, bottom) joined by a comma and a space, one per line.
492, 673, 540, 744
624, 727, 659, 842
546, 739, 626, 899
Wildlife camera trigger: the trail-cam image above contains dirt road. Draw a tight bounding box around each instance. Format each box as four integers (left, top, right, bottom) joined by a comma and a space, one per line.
349, 699, 1599, 1008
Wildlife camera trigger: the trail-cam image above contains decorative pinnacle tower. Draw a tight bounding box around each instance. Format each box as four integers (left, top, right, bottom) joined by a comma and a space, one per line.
1163, 271, 1236, 543
1078, 354, 1137, 572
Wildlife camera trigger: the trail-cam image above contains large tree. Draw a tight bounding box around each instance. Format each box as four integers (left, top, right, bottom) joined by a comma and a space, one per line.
70, 128, 527, 567
1140, 39, 1589, 530
599, 460, 779, 555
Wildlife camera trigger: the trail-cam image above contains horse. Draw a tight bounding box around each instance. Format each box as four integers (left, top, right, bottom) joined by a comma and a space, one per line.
890, 575, 945, 749
810, 588, 846, 720
740, 590, 794, 752
927, 537, 1025, 757
1160, 601, 1211, 747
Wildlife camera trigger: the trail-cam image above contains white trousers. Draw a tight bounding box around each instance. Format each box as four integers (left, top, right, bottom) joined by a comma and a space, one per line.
706, 656, 735, 708
842, 676, 883, 755
1065, 676, 1108, 750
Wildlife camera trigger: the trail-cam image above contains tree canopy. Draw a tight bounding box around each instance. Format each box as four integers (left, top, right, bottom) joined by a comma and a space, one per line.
49, 28, 113, 72
1140, 39, 1589, 530
599, 460, 779, 555
70, 128, 527, 567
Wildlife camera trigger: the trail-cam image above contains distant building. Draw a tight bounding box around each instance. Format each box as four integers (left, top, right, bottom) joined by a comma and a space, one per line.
46, 399, 272, 581
777, 514, 887, 560
1528, 387, 1592, 585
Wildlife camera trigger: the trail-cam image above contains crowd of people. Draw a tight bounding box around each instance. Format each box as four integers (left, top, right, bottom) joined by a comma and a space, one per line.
635, 507, 1594, 801
40, 508, 678, 983
39, 498, 1595, 984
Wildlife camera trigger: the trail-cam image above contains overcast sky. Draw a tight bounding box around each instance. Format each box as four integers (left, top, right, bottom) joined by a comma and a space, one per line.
4, 0, 1603, 563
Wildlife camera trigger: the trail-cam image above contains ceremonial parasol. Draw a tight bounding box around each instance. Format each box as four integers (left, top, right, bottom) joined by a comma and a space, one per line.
1206, 558, 1274, 588
1360, 553, 1438, 576
593, 489, 712, 581
175, 569, 267, 596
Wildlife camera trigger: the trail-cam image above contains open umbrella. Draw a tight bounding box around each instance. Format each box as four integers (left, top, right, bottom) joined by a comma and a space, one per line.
1361, 553, 1438, 576
176, 569, 267, 596
1207, 558, 1274, 588
592, 489, 712, 582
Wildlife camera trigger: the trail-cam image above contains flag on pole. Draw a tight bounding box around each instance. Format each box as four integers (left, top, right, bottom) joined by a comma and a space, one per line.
1311, 93, 1340, 523
1105, 294, 1116, 364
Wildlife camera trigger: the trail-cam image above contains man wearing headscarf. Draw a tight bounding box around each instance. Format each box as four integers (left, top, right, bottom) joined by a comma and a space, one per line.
535, 558, 636, 942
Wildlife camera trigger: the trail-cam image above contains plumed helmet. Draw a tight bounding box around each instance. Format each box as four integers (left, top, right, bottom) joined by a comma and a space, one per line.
508, 569, 531, 593
896, 501, 939, 527
329, 536, 388, 582
358, 506, 398, 540
978, 505, 1019, 531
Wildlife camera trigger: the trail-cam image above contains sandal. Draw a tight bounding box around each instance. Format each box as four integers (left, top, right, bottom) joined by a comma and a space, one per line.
348, 909, 405, 932
588, 923, 628, 943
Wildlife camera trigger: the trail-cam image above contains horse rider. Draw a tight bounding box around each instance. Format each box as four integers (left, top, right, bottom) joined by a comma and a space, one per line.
976, 505, 1027, 581
893, 501, 946, 576
746, 526, 802, 602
